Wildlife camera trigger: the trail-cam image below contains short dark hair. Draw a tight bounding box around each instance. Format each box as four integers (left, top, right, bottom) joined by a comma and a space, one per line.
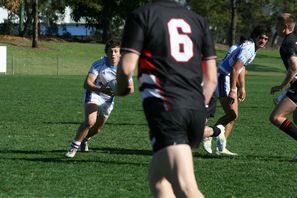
105, 39, 121, 54
250, 25, 271, 40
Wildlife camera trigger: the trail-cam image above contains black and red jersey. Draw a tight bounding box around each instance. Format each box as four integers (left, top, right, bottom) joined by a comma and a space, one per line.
121, 0, 216, 110
280, 33, 297, 71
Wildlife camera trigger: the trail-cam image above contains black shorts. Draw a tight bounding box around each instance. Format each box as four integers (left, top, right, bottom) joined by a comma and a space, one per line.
143, 98, 206, 153
206, 95, 217, 118
287, 80, 297, 103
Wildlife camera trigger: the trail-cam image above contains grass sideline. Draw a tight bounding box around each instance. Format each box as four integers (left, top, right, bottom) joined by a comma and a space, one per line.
0, 39, 297, 197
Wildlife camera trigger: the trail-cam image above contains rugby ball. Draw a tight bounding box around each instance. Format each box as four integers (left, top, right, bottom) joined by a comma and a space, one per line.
107, 79, 117, 92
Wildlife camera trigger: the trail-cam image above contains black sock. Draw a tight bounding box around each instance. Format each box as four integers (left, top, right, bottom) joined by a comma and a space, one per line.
279, 119, 297, 141
210, 126, 221, 137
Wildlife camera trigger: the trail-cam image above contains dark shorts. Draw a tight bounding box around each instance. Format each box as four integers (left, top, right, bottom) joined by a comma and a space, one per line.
143, 98, 206, 153
206, 95, 217, 118
287, 80, 297, 103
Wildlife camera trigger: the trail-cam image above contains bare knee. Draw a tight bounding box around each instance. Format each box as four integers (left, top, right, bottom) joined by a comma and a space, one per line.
83, 120, 96, 129
269, 113, 282, 126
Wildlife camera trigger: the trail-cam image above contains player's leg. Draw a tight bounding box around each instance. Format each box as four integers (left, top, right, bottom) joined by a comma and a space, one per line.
214, 97, 238, 155
65, 103, 98, 157
215, 73, 238, 127
224, 121, 235, 139
149, 145, 203, 198
203, 125, 226, 153
82, 102, 113, 151
215, 96, 238, 127
270, 96, 297, 140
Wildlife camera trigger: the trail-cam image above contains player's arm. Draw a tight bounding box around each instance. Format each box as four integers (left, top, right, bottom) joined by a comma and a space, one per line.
128, 78, 135, 94
202, 59, 217, 105
271, 56, 297, 94
237, 67, 246, 102
117, 51, 139, 96
84, 73, 113, 96
229, 60, 244, 104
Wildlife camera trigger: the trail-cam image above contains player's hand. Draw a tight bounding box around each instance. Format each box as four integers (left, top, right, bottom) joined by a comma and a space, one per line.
97, 84, 115, 96
270, 85, 282, 95
227, 91, 237, 104
238, 87, 246, 102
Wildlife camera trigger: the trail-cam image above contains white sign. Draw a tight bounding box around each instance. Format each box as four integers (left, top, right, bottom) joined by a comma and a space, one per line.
0, 46, 7, 73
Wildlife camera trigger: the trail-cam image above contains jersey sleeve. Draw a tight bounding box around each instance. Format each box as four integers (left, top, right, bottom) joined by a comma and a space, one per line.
237, 43, 255, 65
121, 12, 145, 55
201, 19, 216, 59
89, 58, 105, 76
287, 42, 297, 57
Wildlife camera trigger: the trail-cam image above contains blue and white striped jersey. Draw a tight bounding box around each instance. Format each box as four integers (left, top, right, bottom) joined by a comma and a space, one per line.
218, 40, 256, 75
88, 56, 116, 102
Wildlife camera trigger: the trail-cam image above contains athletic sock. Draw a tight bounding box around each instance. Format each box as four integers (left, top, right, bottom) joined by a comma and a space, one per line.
210, 126, 221, 137
71, 140, 81, 149
279, 119, 297, 141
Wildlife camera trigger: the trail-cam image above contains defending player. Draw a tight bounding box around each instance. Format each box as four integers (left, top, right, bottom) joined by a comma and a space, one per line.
270, 13, 297, 160
214, 25, 270, 155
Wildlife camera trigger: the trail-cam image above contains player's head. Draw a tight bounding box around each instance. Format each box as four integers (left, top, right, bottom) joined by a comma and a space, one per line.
105, 39, 121, 54
250, 25, 270, 50
105, 39, 121, 66
276, 13, 296, 36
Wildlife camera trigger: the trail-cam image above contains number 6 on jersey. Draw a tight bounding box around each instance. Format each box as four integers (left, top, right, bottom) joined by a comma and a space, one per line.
168, 19, 193, 62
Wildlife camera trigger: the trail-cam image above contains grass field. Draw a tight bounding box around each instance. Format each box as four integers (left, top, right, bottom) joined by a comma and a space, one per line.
0, 38, 297, 197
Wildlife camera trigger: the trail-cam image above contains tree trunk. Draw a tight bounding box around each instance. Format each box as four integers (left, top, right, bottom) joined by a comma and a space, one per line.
32, 0, 38, 48
270, 32, 278, 48
18, 1, 25, 36
228, 0, 237, 46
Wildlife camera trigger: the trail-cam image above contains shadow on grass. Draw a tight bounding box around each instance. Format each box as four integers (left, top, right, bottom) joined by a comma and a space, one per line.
1, 148, 295, 164
0, 147, 151, 165
194, 151, 296, 163
43, 121, 147, 126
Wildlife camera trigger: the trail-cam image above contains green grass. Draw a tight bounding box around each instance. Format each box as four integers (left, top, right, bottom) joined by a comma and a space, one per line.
0, 37, 104, 75
0, 39, 297, 197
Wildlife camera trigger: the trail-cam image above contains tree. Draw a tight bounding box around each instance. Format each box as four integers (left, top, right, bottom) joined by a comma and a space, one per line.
66, 0, 149, 42
32, 0, 38, 48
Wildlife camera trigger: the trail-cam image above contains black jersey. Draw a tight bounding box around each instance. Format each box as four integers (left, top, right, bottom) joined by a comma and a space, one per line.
280, 33, 297, 70
121, 0, 216, 110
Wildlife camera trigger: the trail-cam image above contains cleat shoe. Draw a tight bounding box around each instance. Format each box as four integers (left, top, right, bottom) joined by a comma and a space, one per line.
216, 125, 227, 152
216, 148, 238, 156
293, 155, 297, 161
65, 147, 78, 158
80, 140, 89, 152
203, 137, 213, 154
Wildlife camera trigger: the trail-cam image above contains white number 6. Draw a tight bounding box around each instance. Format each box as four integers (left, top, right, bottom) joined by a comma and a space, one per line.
168, 19, 193, 62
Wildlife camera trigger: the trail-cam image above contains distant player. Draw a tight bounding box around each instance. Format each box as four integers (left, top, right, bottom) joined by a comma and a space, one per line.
65, 39, 134, 158
203, 36, 247, 154
269, 13, 297, 160
214, 25, 270, 155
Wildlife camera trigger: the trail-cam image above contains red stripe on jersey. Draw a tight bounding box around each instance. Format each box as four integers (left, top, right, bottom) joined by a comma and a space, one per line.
139, 50, 155, 71
155, 77, 171, 111
139, 50, 171, 110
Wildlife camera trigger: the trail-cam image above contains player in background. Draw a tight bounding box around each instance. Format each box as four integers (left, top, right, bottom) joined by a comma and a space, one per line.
203, 36, 247, 154
269, 13, 297, 160
65, 39, 134, 158
213, 25, 270, 155
201, 58, 227, 154
116, 0, 217, 197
